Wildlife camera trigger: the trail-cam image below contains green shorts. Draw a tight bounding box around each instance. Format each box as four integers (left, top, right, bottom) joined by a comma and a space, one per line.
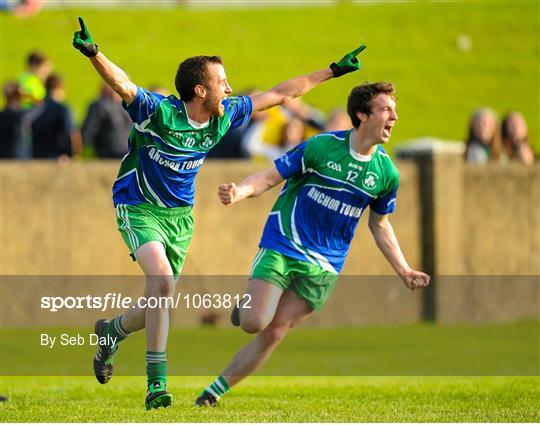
250, 248, 339, 311
116, 203, 194, 278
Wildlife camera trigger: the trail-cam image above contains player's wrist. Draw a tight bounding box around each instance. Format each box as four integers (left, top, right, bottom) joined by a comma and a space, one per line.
397, 265, 413, 276
81, 43, 99, 57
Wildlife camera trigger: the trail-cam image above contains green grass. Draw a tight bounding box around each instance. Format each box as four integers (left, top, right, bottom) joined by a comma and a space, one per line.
1, 2, 539, 154
1, 376, 538, 422
1, 323, 538, 421
3, 323, 539, 376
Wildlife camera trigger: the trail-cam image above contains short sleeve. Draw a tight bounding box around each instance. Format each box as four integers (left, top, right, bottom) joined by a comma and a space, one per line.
222, 96, 253, 129
274, 141, 308, 179
123, 87, 165, 124
370, 184, 399, 215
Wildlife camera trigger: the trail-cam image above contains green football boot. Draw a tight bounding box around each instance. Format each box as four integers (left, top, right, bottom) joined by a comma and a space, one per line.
145, 381, 173, 410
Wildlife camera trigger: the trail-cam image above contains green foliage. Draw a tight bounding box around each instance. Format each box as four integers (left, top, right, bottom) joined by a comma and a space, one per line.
2, 2, 539, 154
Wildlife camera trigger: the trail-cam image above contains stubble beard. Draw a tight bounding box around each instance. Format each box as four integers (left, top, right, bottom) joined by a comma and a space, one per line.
203, 95, 223, 117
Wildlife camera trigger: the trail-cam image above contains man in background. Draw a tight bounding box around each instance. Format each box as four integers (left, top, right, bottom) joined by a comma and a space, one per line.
82, 83, 132, 158
0, 82, 25, 158
30, 74, 81, 159
18, 51, 51, 109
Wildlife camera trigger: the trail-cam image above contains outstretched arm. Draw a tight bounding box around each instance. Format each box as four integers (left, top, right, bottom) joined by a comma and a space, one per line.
88, 53, 137, 104
368, 210, 430, 290
73, 17, 137, 104
250, 45, 366, 112
218, 167, 284, 206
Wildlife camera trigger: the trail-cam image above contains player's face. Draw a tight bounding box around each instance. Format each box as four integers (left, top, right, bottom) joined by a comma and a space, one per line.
364, 94, 398, 143
203, 63, 232, 117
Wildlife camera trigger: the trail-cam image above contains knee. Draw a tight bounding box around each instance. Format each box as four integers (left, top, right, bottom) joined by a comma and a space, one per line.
149, 276, 175, 298
240, 314, 268, 334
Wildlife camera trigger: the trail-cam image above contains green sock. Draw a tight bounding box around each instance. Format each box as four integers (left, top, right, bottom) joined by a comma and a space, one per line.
146, 351, 167, 387
104, 315, 130, 348
203, 375, 230, 400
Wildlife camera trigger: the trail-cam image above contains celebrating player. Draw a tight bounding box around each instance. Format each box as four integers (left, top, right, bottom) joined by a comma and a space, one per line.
196, 82, 430, 406
72, 17, 366, 410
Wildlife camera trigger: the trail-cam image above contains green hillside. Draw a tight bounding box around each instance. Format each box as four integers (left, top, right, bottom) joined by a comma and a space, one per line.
2, 2, 539, 153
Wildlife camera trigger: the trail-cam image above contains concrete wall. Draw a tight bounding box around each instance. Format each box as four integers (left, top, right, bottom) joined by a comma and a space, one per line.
1, 159, 538, 325
463, 165, 540, 275
0, 160, 420, 276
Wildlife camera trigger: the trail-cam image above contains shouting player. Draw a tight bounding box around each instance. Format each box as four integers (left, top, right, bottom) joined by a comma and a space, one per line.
196, 82, 430, 406
72, 17, 366, 410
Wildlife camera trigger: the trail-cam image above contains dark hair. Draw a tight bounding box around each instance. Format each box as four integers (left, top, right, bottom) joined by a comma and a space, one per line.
45, 74, 63, 93
175, 56, 223, 101
501, 111, 528, 143
27, 51, 48, 67
464, 108, 500, 161
500, 111, 528, 158
3, 81, 21, 100
347, 82, 395, 128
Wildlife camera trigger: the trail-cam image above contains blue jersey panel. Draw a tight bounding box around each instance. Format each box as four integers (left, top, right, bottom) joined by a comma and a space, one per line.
123, 87, 166, 124
370, 185, 398, 215
112, 169, 146, 205
138, 147, 207, 207
222, 96, 253, 129
259, 183, 372, 273
274, 141, 307, 178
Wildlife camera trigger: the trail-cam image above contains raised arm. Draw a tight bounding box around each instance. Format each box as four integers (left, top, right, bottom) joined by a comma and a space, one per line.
250, 45, 366, 112
218, 167, 284, 206
72, 17, 137, 105
368, 210, 430, 290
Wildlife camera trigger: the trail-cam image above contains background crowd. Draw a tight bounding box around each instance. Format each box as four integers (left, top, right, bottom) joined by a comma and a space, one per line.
0, 50, 536, 166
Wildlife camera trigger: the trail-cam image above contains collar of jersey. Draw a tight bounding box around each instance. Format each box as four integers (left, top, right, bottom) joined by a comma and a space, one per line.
181, 100, 210, 129
348, 134, 376, 162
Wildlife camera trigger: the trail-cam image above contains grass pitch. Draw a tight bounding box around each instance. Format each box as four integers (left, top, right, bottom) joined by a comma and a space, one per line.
1, 376, 538, 422
1, 323, 539, 421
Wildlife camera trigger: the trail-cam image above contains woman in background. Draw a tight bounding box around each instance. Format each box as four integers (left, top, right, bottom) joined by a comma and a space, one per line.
464, 108, 500, 164
501, 111, 534, 166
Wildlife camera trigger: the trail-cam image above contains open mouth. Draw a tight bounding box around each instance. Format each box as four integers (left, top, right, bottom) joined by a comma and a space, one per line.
383, 124, 393, 138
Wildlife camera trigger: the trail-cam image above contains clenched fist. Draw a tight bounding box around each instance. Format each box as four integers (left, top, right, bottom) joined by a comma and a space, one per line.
218, 182, 239, 205
400, 270, 431, 291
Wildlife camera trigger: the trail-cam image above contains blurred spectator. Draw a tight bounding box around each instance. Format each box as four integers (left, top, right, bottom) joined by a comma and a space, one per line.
243, 98, 323, 161
284, 97, 325, 131
30, 74, 81, 159
324, 108, 351, 132
82, 83, 132, 158
501, 111, 534, 166
18, 51, 51, 109
0, 81, 25, 158
281, 117, 305, 151
148, 85, 169, 97
206, 122, 251, 159
14, 0, 42, 17
464, 108, 500, 164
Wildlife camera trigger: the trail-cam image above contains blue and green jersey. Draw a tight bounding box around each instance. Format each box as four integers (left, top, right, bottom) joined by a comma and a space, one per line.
113, 87, 252, 207
260, 130, 400, 274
